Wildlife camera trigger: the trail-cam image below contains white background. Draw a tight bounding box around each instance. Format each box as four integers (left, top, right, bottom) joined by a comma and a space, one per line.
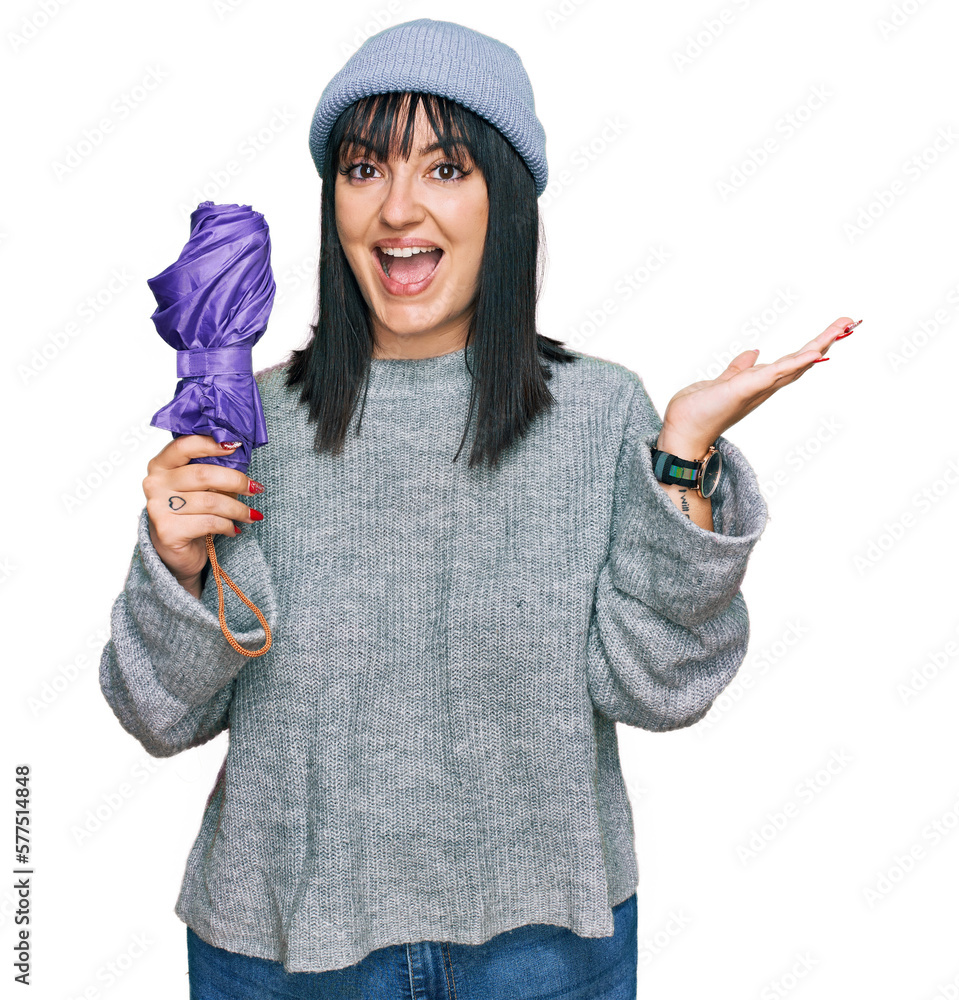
4, 0, 958, 997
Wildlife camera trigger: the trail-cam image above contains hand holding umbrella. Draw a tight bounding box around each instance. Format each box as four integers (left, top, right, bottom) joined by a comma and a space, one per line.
146, 201, 275, 658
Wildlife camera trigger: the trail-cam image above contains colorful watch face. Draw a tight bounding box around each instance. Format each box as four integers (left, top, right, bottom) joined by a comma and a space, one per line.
700, 451, 722, 498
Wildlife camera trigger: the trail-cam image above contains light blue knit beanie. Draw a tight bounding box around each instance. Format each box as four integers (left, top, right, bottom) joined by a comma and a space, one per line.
308, 18, 548, 196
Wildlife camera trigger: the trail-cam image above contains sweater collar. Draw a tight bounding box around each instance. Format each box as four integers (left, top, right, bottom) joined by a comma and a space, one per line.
364, 344, 474, 395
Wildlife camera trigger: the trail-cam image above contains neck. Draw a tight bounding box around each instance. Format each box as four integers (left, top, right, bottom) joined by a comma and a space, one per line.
365, 342, 474, 396
371, 334, 470, 361
369, 312, 473, 361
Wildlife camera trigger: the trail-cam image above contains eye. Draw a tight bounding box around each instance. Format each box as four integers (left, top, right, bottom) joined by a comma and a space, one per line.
430, 162, 466, 182
345, 161, 380, 181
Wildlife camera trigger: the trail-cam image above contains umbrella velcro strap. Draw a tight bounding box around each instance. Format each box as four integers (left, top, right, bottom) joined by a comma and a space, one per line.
177, 346, 253, 377
204, 532, 272, 658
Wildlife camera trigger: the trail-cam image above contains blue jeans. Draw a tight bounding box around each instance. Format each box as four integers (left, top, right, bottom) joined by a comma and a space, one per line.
187, 892, 637, 999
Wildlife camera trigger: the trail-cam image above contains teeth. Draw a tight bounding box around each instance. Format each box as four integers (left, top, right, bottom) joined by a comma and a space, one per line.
379, 246, 438, 256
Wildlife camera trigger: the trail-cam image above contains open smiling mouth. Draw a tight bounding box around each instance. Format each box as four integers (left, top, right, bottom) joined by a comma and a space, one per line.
374, 246, 444, 286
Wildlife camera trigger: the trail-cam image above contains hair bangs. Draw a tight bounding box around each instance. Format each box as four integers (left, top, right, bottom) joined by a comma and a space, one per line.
334, 92, 479, 173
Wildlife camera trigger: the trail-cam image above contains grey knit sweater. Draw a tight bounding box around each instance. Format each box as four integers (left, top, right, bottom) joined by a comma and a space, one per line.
99, 344, 768, 973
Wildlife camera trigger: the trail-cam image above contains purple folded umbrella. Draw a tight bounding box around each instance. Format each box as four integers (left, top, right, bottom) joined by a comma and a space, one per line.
148, 201, 275, 476
146, 201, 275, 657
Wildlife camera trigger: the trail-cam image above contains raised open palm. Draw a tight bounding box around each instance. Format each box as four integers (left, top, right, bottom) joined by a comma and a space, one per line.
660, 316, 861, 454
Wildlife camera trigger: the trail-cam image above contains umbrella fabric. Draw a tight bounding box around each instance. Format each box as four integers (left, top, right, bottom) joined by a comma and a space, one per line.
148, 201, 275, 475
146, 201, 276, 658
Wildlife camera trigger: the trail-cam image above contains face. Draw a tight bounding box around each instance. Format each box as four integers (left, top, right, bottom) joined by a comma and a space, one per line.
334, 99, 489, 358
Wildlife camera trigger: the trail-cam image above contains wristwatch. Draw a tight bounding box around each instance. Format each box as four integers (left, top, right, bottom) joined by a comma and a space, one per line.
650, 444, 722, 498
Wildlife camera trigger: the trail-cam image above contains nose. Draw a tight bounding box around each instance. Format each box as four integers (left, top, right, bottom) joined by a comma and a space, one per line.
378, 164, 426, 230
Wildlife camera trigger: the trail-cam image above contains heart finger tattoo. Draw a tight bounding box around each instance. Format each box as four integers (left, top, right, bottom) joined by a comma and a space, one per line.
168, 496, 186, 510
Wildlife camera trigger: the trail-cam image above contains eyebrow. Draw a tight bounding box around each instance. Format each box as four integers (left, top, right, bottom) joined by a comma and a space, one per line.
417, 141, 467, 156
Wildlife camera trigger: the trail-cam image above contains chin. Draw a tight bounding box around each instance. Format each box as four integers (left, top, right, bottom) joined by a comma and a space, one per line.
376, 305, 442, 334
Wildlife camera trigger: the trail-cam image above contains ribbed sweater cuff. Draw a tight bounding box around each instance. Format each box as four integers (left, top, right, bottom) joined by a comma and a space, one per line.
609, 431, 769, 628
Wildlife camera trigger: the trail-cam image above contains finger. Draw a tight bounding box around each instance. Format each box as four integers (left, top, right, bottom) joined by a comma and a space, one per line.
147, 434, 242, 476
156, 489, 262, 525
789, 316, 855, 358
163, 461, 260, 498
716, 342, 835, 424
770, 348, 830, 380
147, 498, 244, 544
715, 348, 761, 382
720, 369, 814, 424
719, 348, 826, 408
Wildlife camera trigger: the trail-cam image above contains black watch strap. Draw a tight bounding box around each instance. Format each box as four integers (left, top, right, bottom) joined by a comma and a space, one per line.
651, 448, 701, 487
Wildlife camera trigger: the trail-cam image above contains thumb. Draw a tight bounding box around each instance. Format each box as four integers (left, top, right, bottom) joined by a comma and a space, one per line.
151, 434, 241, 474
716, 348, 760, 382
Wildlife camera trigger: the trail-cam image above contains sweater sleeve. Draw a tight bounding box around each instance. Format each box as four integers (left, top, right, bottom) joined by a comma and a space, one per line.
98, 505, 278, 758
585, 373, 769, 731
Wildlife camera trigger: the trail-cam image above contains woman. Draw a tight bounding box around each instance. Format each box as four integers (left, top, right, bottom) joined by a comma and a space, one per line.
99, 18, 857, 999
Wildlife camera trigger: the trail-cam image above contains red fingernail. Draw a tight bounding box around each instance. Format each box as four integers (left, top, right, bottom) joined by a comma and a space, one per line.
841, 319, 862, 335
248, 479, 266, 494
221, 441, 241, 450
234, 525, 242, 534
812, 357, 831, 363
249, 509, 264, 521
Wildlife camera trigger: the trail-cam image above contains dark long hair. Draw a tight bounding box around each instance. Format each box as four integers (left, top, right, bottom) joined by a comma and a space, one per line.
284, 91, 579, 470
